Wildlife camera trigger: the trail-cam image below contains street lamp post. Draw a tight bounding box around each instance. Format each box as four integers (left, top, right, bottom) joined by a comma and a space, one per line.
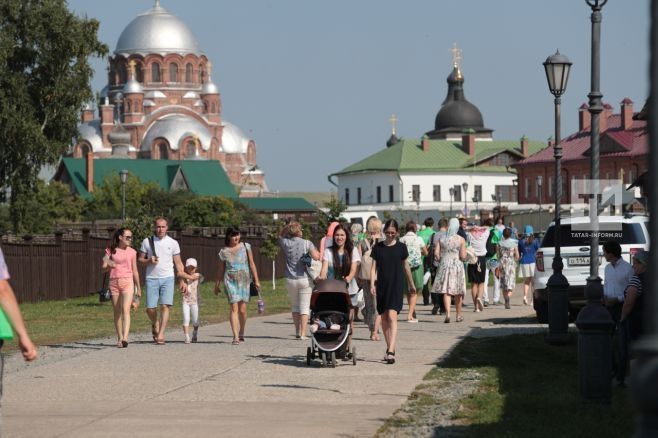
631, 0, 658, 432
462, 182, 469, 218
575, 0, 615, 402
537, 175, 543, 233
472, 196, 479, 217
543, 50, 572, 345
119, 169, 128, 222
449, 187, 454, 216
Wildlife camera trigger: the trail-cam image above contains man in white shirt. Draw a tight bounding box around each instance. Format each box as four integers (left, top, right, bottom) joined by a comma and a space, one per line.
602, 241, 634, 323
139, 217, 195, 344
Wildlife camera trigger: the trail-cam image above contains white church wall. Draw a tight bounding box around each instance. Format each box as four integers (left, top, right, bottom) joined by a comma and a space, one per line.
337, 170, 518, 213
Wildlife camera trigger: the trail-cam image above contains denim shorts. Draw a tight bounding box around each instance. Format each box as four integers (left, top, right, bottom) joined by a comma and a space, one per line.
145, 276, 175, 308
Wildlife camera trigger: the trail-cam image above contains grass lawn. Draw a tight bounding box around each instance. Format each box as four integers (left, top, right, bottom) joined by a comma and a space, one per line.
378, 333, 634, 437
6, 280, 291, 353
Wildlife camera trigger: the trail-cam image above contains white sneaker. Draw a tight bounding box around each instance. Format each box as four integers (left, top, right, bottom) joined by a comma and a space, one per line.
407, 318, 419, 323
184, 334, 191, 344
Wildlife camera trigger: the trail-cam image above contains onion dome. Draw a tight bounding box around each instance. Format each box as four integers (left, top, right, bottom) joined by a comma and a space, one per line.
386, 134, 399, 148
114, 1, 201, 56
108, 124, 132, 158
201, 62, 219, 95
123, 61, 143, 94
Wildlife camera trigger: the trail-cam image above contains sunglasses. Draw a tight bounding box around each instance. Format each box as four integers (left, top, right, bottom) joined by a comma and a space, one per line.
124, 235, 133, 240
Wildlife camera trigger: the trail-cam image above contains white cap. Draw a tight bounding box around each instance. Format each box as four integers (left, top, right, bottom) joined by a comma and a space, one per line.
185, 258, 198, 268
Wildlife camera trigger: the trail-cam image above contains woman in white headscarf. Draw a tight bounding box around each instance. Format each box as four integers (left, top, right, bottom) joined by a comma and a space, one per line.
431, 218, 467, 323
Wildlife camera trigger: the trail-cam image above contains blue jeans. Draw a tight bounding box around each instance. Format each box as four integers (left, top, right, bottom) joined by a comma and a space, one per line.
146, 277, 175, 308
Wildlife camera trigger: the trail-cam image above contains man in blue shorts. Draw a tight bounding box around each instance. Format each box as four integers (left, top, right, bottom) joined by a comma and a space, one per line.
139, 217, 194, 344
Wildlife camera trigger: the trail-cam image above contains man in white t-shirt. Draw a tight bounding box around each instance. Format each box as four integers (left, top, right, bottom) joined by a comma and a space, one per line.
139, 217, 194, 344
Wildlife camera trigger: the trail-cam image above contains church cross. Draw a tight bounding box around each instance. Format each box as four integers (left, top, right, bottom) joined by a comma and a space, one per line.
450, 43, 462, 68
154, 0, 161, 8
389, 114, 398, 136
128, 60, 136, 78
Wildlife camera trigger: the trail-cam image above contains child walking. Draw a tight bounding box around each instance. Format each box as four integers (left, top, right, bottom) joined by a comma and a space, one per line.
182, 258, 202, 344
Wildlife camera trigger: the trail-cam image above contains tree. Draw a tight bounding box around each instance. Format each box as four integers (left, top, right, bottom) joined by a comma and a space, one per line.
259, 220, 283, 290
171, 196, 245, 229
318, 195, 346, 233
8, 180, 84, 234
84, 174, 161, 220
0, 0, 108, 231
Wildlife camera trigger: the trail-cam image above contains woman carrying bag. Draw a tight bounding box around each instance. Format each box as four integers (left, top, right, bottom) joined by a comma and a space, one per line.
102, 227, 141, 348
215, 227, 261, 345
279, 221, 320, 339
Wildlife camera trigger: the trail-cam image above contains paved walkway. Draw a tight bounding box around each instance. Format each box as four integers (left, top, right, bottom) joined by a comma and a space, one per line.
3, 287, 542, 437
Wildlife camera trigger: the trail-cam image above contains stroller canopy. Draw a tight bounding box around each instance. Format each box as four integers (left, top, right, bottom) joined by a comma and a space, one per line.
311, 279, 351, 313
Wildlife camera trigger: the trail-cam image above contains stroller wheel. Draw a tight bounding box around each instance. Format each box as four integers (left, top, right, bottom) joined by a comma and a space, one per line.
330, 351, 336, 368
351, 346, 357, 366
320, 352, 327, 367
306, 347, 312, 366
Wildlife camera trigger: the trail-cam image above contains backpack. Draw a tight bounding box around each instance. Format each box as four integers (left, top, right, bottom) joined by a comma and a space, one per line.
423, 233, 436, 271
485, 229, 497, 258
358, 239, 374, 280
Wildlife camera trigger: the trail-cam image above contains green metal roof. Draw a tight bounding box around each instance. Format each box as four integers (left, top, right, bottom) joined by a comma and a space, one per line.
237, 197, 317, 212
332, 138, 546, 175
59, 158, 237, 199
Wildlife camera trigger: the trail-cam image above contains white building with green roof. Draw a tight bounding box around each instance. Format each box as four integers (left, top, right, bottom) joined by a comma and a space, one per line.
329, 55, 546, 218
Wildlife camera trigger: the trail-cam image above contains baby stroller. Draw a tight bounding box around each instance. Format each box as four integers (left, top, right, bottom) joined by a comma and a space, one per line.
306, 279, 357, 367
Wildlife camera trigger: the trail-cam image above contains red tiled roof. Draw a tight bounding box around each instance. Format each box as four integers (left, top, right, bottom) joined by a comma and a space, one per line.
514, 113, 647, 165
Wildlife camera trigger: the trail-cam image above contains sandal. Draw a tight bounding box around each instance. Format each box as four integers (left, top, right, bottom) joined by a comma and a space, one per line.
370, 333, 380, 341
444, 316, 451, 323
456, 315, 464, 323
116, 341, 123, 348
151, 325, 159, 342
122, 340, 129, 348
385, 351, 396, 364
232, 338, 240, 345
155, 337, 165, 345
239, 336, 245, 342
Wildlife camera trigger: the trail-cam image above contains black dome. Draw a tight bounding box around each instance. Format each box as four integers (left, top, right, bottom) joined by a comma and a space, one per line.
434, 98, 484, 130
386, 133, 400, 148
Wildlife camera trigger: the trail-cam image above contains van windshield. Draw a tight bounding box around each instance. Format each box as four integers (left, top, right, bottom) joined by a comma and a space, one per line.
541, 223, 646, 247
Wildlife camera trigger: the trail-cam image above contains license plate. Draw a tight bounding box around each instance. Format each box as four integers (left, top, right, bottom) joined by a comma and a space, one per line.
568, 256, 602, 266
569, 256, 590, 266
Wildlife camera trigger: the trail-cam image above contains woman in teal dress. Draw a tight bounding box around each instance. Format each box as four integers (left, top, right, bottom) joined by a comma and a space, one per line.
215, 227, 261, 344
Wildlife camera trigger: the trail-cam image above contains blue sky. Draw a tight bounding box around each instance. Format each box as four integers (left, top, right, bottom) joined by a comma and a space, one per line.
67, 0, 649, 192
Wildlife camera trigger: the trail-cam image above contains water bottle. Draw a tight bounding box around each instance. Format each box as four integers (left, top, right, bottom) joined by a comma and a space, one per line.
257, 299, 265, 314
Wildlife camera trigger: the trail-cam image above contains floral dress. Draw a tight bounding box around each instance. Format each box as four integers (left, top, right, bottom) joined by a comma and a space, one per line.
431, 234, 466, 296
499, 241, 517, 291
219, 243, 252, 303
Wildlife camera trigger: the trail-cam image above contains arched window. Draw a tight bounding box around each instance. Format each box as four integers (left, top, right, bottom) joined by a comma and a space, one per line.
186, 140, 196, 157
135, 63, 143, 82
185, 63, 193, 83
158, 143, 168, 160
169, 63, 178, 83
118, 63, 127, 84
198, 65, 204, 84
151, 63, 161, 83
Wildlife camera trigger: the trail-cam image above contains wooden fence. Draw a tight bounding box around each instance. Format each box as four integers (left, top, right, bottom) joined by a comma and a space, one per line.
1, 230, 288, 303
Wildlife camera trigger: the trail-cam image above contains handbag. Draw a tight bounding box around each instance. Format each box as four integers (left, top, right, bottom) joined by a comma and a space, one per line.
244, 243, 260, 297
98, 251, 112, 302
0, 308, 14, 339
98, 272, 111, 302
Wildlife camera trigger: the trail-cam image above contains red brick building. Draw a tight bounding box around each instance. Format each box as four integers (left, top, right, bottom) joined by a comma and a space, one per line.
71, 1, 267, 196
513, 99, 647, 205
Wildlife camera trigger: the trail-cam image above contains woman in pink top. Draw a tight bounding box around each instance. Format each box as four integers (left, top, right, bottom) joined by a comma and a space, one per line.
102, 228, 141, 348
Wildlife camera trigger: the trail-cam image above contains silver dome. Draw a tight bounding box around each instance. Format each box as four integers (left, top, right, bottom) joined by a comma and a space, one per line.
221, 121, 250, 154
141, 114, 212, 151
123, 78, 143, 94
77, 120, 105, 152
115, 4, 201, 55
202, 77, 219, 95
